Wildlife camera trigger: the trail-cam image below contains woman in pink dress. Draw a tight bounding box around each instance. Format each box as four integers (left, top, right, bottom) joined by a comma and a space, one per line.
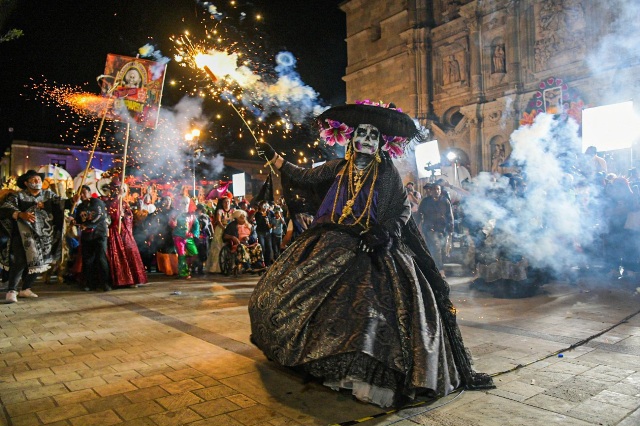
103, 180, 148, 287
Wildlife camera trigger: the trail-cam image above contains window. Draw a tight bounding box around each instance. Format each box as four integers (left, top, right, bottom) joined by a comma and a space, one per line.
50, 159, 67, 168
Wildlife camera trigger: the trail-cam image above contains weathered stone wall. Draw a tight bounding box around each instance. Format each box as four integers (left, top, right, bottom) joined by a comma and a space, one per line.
341, 0, 640, 179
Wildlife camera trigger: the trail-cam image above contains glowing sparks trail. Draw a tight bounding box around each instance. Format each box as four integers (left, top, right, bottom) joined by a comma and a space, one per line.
180, 35, 276, 174
29, 78, 206, 182
32, 80, 112, 118
28, 1, 327, 182
171, 1, 325, 146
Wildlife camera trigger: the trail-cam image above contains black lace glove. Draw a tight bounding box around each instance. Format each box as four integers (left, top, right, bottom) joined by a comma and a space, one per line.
359, 225, 392, 253
256, 142, 276, 162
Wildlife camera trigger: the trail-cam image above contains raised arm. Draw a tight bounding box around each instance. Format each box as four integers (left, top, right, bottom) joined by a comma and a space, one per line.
256, 141, 343, 187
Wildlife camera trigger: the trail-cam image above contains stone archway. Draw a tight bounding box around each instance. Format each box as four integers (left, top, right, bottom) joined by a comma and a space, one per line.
443, 106, 464, 129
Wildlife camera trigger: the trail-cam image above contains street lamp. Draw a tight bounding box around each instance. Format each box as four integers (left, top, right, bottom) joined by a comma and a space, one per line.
185, 129, 203, 199
446, 151, 459, 187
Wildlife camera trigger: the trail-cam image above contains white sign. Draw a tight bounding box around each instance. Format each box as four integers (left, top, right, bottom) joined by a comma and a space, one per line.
582, 101, 639, 152
232, 173, 246, 197
415, 140, 441, 179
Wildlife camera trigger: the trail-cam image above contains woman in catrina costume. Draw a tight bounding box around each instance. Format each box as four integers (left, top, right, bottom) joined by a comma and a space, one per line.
249, 101, 494, 407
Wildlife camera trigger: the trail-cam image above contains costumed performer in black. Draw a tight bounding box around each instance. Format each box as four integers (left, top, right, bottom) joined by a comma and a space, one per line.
1, 170, 79, 303
249, 101, 494, 407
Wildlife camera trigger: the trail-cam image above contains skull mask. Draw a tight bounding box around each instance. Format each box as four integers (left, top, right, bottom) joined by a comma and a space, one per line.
352, 124, 380, 155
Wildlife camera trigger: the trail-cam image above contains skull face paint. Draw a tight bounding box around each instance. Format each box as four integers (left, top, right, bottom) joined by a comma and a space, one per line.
26, 175, 43, 191
353, 124, 380, 155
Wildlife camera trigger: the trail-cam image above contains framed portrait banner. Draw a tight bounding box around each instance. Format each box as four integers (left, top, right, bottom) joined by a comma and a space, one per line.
519, 77, 585, 128
101, 54, 167, 129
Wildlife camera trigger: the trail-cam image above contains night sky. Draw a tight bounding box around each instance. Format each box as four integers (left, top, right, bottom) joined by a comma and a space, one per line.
0, 0, 347, 158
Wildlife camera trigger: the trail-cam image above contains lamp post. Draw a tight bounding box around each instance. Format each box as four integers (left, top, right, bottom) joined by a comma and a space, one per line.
185, 129, 203, 199
446, 151, 459, 187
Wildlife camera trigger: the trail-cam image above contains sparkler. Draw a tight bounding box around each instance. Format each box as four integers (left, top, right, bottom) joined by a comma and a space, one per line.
201, 61, 277, 176
30, 2, 323, 185
176, 33, 278, 174
76, 76, 117, 199
30, 78, 212, 186
31, 80, 112, 118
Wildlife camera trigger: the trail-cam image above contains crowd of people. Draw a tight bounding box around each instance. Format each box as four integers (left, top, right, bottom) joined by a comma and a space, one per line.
0, 169, 316, 302
1, 100, 497, 409
411, 144, 640, 298
0, 171, 154, 301
138, 191, 297, 277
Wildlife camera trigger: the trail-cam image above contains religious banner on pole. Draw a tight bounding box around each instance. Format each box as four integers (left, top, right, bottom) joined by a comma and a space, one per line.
101, 54, 167, 129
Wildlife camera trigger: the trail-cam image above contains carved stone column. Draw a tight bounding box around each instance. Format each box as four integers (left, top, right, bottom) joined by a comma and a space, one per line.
505, 0, 522, 91
403, 27, 431, 122
460, 104, 484, 175
460, 4, 483, 101
408, 0, 431, 28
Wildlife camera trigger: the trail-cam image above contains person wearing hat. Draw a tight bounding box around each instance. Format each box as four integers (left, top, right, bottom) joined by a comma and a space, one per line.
74, 184, 111, 292
223, 209, 265, 273
250, 101, 493, 407
0, 170, 79, 303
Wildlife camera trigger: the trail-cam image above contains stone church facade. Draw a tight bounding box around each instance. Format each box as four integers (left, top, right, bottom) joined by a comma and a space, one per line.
340, 0, 640, 178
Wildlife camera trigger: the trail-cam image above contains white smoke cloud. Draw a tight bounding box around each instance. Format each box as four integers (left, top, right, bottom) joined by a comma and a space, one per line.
462, 113, 604, 275
112, 96, 224, 182
138, 44, 171, 80
586, 0, 640, 74
196, 49, 322, 124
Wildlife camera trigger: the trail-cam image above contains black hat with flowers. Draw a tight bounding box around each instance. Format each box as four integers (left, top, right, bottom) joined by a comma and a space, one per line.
316, 100, 422, 158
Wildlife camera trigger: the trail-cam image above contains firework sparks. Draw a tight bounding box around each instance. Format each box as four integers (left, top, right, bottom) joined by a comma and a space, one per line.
28, 1, 328, 182
32, 80, 112, 118
172, 1, 325, 145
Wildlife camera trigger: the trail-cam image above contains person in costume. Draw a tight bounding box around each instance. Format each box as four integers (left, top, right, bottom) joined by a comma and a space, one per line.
75, 185, 111, 292
249, 101, 493, 407
206, 197, 234, 273
170, 194, 199, 279
223, 209, 264, 273
193, 204, 213, 275
0, 170, 78, 303
103, 179, 148, 287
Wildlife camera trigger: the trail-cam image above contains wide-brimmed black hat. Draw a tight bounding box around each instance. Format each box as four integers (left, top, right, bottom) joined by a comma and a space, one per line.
17, 170, 46, 190
317, 103, 419, 139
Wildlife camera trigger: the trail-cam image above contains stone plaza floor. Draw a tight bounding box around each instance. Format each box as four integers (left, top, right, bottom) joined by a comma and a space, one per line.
1, 271, 639, 426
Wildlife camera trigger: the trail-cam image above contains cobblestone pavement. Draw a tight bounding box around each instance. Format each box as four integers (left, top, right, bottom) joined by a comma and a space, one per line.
1, 272, 639, 426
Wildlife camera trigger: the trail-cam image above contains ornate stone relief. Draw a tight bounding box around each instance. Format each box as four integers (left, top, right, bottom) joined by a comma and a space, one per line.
487, 110, 502, 123
443, 54, 463, 85
490, 138, 508, 174
438, 37, 468, 88
492, 44, 506, 74
534, 0, 587, 71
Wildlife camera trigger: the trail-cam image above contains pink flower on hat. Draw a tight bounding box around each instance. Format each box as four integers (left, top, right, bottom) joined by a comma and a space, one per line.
319, 119, 353, 146
355, 99, 402, 112
382, 135, 407, 159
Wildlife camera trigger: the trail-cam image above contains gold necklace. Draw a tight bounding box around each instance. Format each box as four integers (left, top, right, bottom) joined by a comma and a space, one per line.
351, 161, 374, 193
331, 155, 379, 228
348, 161, 374, 203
